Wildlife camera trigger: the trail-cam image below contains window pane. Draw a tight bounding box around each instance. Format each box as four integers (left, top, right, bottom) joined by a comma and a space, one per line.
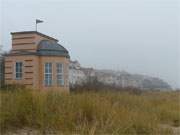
57, 75, 63, 79
15, 62, 23, 79
44, 63, 52, 86
57, 63, 64, 86
57, 64, 62, 73
49, 63, 52, 72
57, 79, 64, 85
19, 63, 22, 72
45, 66, 48, 73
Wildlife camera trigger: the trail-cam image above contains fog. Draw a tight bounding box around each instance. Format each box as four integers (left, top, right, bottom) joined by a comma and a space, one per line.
1, 0, 180, 88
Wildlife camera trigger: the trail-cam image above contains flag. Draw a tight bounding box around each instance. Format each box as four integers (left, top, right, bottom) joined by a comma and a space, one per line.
36, 19, 43, 24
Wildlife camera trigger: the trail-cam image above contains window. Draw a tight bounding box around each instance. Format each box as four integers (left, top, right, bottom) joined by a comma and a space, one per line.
57, 63, 64, 86
44, 63, 52, 86
15, 62, 23, 79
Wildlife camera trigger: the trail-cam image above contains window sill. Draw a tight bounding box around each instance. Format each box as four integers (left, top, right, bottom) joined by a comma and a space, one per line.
15, 78, 23, 80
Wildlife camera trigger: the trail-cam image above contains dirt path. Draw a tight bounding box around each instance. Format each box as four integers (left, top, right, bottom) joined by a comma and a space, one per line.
2, 125, 180, 135
172, 127, 180, 135
160, 124, 180, 135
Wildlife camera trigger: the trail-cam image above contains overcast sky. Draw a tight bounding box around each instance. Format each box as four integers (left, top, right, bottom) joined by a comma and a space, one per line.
0, 0, 180, 88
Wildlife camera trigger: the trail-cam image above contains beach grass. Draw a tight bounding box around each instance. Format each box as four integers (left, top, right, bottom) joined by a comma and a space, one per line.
0, 88, 179, 134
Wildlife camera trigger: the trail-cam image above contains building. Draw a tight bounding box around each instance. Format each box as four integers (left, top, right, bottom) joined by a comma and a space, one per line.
0, 46, 3, 87
4, 31, 70, 91
69, 60, 86, 85
0, 56, 4, 87
81, 67, 95, 77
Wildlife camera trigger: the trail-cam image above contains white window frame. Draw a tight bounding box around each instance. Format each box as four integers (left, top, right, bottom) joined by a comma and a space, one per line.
15, 62, 23, 80
56, 63, 64, 86
44, 63, 53, 86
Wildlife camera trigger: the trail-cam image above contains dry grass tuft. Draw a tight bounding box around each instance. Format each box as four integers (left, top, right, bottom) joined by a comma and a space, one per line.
0, 88, 179, 134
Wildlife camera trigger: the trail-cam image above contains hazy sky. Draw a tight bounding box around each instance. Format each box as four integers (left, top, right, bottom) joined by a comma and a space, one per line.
1, 0, 180, 88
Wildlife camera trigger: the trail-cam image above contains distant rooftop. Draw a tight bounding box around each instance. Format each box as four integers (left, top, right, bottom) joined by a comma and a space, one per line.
11, 31, 59, 42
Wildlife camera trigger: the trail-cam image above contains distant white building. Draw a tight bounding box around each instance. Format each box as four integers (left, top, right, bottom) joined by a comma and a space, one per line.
81, 67, 95, 78
69, 60, 171, 89
69, 60, 86, 85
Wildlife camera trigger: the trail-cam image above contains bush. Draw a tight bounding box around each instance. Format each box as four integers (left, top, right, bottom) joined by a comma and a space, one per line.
0, 88, 179, 134
70, 77, 143, 95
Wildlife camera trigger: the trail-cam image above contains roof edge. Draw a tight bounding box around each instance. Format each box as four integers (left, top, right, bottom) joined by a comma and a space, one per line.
11, 31, 59, 42
5, 52, 70, 58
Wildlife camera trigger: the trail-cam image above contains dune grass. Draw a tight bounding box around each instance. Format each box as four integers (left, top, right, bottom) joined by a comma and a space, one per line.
0, 88, 179, 134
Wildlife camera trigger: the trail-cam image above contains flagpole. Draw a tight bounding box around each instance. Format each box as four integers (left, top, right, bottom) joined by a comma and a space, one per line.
36, 22, 37, 31
35, 20, 38, 32
35, 19, 43, 32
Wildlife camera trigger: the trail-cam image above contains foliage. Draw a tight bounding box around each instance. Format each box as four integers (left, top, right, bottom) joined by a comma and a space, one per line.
0, 87, 179, 134
70, 77, 143, 95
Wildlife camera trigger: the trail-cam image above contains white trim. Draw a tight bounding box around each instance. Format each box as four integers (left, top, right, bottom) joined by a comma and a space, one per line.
44, 62, 53, 86
15, 61, 23, 80
56, 63, 64, 86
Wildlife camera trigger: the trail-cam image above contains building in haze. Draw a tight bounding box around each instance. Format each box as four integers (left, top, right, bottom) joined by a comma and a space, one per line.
4, 31, 70, 91
68, 61, 171, 90
69, 60, 86, 85
0, 56, 4, 87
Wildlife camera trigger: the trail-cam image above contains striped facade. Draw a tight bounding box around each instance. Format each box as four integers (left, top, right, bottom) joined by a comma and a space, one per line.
4, 31, 70, 91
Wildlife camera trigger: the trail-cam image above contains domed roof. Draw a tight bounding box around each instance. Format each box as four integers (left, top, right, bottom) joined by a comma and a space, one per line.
37, 40, 70, 58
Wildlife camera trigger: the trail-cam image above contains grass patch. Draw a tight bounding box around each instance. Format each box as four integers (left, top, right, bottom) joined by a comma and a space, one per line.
0, 88, 179, 134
